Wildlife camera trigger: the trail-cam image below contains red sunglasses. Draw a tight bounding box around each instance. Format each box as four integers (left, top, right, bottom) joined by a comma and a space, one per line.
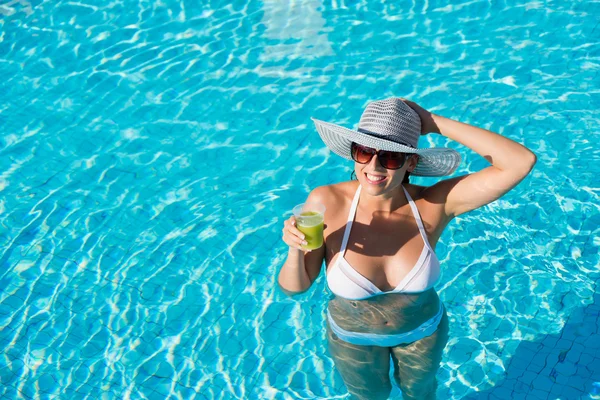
351, 143, 408, 170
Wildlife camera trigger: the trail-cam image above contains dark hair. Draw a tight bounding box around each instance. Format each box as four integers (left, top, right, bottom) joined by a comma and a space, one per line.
350, 171, 411, 183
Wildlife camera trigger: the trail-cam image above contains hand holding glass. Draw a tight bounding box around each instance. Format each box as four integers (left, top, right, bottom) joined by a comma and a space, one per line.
292, 202, 326, 250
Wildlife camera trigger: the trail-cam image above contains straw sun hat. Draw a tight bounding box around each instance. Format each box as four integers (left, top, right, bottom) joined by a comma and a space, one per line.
311, 97, 461, 176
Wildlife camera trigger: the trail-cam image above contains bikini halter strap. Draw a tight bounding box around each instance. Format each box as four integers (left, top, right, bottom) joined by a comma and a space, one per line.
340, 184, 430, 255
401, 185, 431, 246
340, 184, 362, 255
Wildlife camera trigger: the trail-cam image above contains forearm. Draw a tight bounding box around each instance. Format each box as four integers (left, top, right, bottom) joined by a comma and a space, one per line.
432, 114, 536, 170
277, 249, 311, 295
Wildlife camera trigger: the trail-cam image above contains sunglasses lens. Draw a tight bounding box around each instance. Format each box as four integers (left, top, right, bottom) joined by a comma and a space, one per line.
351, 143, 407, 169
352, 144, 375, 164
379, 151, 406, 169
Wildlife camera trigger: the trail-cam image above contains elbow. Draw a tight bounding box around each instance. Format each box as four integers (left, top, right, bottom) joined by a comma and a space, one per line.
525, 151, 537, 172
277, 282, 306, 297
527, 151, 537, 168
518, 151, 537, 174
276, 276, 308, 297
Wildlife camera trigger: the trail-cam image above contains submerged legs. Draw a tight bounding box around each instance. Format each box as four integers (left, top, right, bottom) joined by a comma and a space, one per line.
326, 310, 449, 400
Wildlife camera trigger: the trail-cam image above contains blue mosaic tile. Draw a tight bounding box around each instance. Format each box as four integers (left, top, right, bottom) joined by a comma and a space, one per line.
578, 353, 595, 366
555, 339, 574, 351
502, 378, 517, 391
531, 351, 548, 367
569, 373, 588, 391
576, 322, 598, 337
542, 336, 559, 348
568, 343, 585, 362
532, 375, 554, 392
1, 386, 19, 399
492, 385, 515, 399
555, 361, 577, 377
553, 371, 570, 386
527, 361, 545, 374
549, 382, 563, 397
529, 388, 550, 400
584, 337, 600, 349
545, 353, 561, 369
519, 370, 537, 386
449, 379, 471, 398
517, 347, 538, 362
576, 366, 592, 379
581, 345, 597, 356
560, 384, 584, 399
514, 380, 533, 395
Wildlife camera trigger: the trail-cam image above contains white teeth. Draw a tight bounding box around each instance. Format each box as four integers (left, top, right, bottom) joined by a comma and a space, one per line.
366, 174, 385, 182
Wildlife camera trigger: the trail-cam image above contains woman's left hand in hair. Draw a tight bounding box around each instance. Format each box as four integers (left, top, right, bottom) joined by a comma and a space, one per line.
399, 98, 440, 135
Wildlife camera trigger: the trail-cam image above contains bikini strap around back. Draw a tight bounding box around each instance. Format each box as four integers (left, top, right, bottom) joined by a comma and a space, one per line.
340, 184, 362, 255
401, 185, 432, 248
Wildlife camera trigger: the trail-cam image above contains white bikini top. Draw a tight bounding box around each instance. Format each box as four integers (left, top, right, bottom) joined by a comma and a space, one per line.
326, 184, 440, 300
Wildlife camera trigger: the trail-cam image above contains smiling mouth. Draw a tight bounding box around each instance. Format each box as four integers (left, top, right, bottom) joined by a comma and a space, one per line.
365, 173, 387, 184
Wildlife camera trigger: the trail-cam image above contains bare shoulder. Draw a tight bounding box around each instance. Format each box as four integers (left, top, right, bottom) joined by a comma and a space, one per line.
417, 177, 460, 201
411, 179, 457, 207
403, 182, 455, 245
405, 182, 451, 224
408, 175, 488, 232
307, 181, 357, 210
403, 182, 428, 200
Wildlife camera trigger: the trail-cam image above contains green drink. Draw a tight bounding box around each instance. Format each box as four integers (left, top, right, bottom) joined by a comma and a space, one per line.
293, 203, 326, 251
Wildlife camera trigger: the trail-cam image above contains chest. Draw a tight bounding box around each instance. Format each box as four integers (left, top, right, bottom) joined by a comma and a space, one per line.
323, 201, 444, 291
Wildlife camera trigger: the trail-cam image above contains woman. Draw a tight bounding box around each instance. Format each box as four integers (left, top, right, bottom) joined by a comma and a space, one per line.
278, 98, 536, 399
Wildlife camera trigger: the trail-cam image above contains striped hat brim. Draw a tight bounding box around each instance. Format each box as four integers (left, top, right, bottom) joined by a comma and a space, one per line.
312, 118, 461, 177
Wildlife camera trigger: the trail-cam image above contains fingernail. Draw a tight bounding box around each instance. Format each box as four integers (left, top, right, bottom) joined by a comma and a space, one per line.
302, 241, 307, 245
301, 235, 305, 240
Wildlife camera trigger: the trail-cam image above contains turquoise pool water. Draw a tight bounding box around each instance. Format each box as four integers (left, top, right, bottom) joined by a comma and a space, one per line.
1, 0, 599, 398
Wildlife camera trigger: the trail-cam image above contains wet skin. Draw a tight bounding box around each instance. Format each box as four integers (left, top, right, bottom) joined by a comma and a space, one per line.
320, 180, 451, 399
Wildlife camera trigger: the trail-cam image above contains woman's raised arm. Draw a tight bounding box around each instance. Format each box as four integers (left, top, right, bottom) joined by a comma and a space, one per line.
403, 99, 537, 218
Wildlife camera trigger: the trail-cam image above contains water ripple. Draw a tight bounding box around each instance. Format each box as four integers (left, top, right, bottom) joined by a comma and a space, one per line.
0, 0, 599, 398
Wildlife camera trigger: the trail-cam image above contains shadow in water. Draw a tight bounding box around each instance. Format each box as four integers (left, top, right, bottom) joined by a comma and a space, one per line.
464, 292, 600, 400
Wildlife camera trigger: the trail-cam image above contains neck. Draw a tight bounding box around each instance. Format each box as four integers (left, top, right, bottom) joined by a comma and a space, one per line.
358, 183, 409, 214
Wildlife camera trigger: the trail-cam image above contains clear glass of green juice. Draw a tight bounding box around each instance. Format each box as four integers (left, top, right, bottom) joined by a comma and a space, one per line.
292, 202, 326, 251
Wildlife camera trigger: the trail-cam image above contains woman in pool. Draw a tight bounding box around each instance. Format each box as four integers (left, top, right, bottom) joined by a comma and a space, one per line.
278, 97, 536, 399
